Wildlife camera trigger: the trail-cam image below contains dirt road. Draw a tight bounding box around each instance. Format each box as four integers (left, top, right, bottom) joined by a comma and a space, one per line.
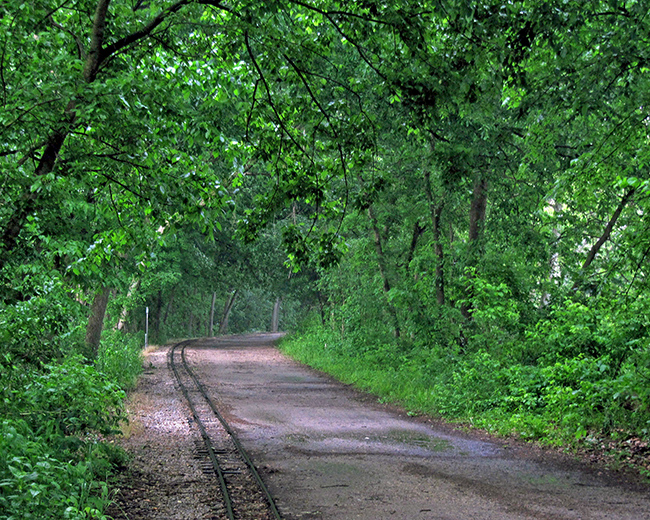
112, 334, 650, 519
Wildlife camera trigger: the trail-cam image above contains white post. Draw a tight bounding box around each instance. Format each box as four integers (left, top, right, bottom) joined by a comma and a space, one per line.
145, 306, 149, 349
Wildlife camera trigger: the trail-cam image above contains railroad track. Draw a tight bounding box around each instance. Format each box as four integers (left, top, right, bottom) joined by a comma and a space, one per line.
168, 339, 282, 520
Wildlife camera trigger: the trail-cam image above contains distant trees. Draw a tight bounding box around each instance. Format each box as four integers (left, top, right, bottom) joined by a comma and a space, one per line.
0, 1, 355, 353
2, 0, 650, 362
305, 1, 650, 353
9, 2, 650, 513
281, 1, 650, 450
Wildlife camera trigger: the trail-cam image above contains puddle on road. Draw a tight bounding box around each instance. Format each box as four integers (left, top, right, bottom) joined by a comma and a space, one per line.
381, 429, 452, 452
282, 429, 454, 455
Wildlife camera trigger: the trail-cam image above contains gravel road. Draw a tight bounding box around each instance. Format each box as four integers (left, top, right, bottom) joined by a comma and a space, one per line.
109, 334, 650, 520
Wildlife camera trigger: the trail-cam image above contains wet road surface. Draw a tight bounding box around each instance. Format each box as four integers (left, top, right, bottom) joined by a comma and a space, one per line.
186, 335, 650, 520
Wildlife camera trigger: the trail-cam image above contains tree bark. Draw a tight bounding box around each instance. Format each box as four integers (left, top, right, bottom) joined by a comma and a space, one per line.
368, 206, 400, 338
85, 287, 110, 358
541, 199, 561, 307
0, 0, 197, 269
461, 174, 488, 320
432, 203, 445, 305
405, 220, 425, 277
0, 0, 112, 268
423, 168, 445, 305
572, 187, 636, 291
209, 291, 217, 336
468, 175, 488, 246
83, 0, 111, 83
187, 287, 196, 337
219, 289, 238, 335
0, 132, 69, 269
116, 278, 140, 331
271, 297, 282, 332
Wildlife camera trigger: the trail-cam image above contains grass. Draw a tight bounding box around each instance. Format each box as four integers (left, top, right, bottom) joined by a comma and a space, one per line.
278, 326, 650, 478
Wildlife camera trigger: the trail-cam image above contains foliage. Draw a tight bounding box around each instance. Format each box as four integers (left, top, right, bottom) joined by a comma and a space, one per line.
266, 1, 650, 478
95, 330, 143, 390
0, 419, 112, 520
2, 355, 125, 442
0, 345, 131, 519
2, 0, 650, 498
281, 321, 650, 454
0, 272, 86, 364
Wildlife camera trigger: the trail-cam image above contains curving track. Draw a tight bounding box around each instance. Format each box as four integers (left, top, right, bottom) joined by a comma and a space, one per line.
167, 339, 282, 520
109, 334, 650, 519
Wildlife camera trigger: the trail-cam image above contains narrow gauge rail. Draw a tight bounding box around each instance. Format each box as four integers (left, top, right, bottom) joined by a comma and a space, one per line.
168, 339, 282, 520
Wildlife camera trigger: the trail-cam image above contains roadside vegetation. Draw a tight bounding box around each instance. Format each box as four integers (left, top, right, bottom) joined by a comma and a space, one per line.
2, 1, 650, 515
0, 294, 142, 519
281, 306, 650, 476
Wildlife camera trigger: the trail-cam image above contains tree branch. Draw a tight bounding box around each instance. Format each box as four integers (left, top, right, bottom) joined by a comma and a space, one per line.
100, 0, 234, 67
97, 170, 151, 201
99, 0, 191, 66
48, 15, 86, 60
244, 31, 310, 160
573, 187, 636, 291
84, 0, 112, 82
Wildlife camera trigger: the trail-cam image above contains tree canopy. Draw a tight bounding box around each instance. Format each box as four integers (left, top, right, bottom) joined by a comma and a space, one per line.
2, 4, 650, 510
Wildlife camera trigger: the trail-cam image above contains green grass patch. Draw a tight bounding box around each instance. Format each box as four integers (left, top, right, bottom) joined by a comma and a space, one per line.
96, 330, 144, 390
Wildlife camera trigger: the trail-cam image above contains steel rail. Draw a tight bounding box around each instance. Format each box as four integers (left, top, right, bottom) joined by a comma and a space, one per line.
179, 343, 284, 520
168, 340, 235, 520
168, 339, 283, 520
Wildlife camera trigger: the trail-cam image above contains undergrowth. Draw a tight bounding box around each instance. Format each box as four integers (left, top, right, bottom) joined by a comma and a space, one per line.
0, 331, 142, 520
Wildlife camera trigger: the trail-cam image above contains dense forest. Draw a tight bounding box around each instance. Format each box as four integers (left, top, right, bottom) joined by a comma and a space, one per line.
2, 1, 650, 517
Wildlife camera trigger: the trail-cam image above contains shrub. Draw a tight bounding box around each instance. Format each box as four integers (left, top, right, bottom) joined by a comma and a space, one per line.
96, 329, 143, 390
0, 419, 111, 520
18, 356, 126, 438
0, 353, 130, 520
0, 270, 88, 365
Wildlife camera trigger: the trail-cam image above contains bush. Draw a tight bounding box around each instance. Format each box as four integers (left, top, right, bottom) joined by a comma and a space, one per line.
16, 357, 126, 438
0, 419, 112, 520
281, 313, 650, 451
0, 278, 86, 365
429, 349, 504, 417
96, 330, 143, 390
0, 352, 131, 520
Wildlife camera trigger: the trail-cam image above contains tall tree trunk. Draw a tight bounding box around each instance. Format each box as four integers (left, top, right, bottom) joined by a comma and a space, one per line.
116, 278, 140, 331
367, 206, 401, 338
468, 175, 488, 246
187, 288, 196, 337
219, 289, 238, 335
163, 285, 177, 326
85, 287, 110, 358
541, 199, 562, 307
405, 220, 425, 277
271, 297, 282, 332
0, 0, 111, 270
200, 292, 206, 336
423, 169, 445, 305
461, 174, 488, 320
432, 203, 445, 305
209, 291, 217, 336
